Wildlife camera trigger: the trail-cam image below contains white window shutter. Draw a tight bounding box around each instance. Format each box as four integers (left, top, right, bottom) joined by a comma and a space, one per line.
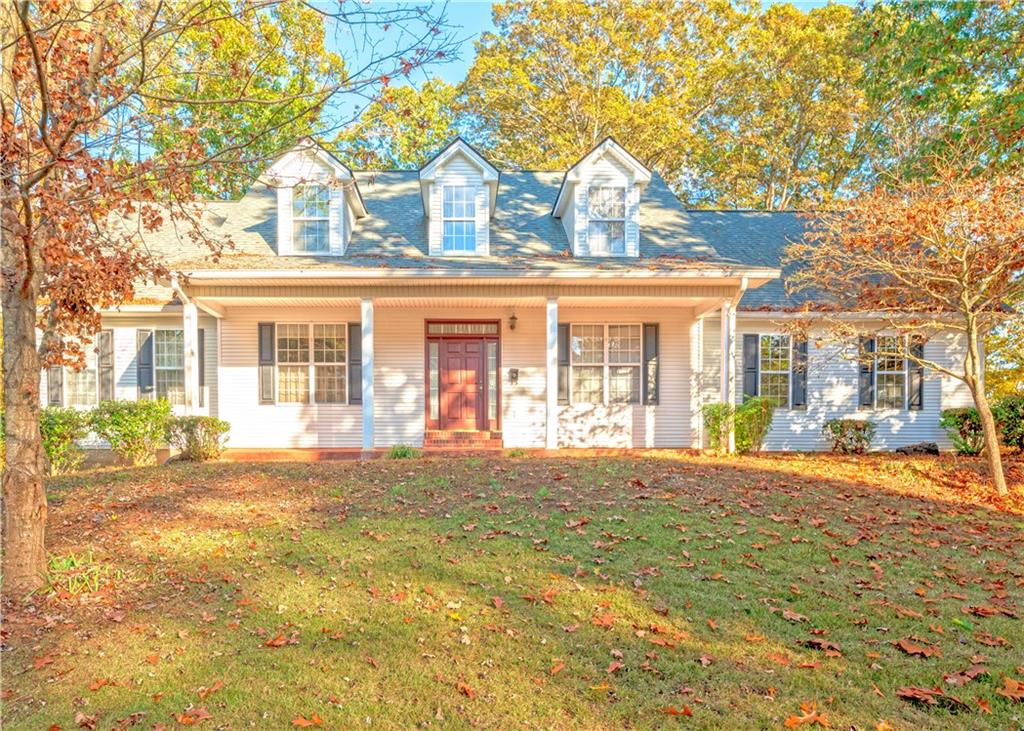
575, 184, 589, 256
329, 185, 344, 255
277, 186, 293, 255
626, 184, 640, 257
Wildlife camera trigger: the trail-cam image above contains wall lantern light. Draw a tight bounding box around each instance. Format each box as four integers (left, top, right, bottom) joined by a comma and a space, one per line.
509, 313, 518, 331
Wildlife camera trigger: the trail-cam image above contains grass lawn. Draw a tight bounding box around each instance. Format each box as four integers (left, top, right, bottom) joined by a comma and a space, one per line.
2, 452, 1023, 729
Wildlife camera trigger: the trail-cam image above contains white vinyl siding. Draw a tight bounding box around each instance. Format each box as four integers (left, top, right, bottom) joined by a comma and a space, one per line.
710, 317, 974, 451
218, 306, 361, 448
559, 306, 692, 448
273, 149, 348, 256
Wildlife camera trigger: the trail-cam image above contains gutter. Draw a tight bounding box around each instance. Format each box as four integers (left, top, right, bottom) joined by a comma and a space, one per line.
181, 267, 780, 282
171, 273, 223, 319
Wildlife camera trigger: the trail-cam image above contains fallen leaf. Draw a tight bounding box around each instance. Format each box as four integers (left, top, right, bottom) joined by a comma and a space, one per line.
291, 714, 324, 727
457, 682, 476, 699
893, 638, 941, 658
942, 664, 986, 687
783, 701, 829, 728
660, 705, 693, 716
176, 706, 213, 725
197, 679, 223, 699
995, 676, 1024, 702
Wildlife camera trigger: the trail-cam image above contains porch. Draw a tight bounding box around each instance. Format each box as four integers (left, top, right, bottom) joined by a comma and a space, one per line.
175, 273, 765, 451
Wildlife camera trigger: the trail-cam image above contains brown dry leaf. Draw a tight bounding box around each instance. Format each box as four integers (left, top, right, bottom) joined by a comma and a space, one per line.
942, 664, 986, 687
74, 713, 97, 730
995, 676, 1024, 702
291, 714, 324, 727
896, 686, 969, 712
783, 701, 829, 728
176, 706, 213, 725
893, 638, 941, 658
660, 705, 693, 716
591, 613, 614, 629
88, 678, 111, 691
197, 679, 224, 699
782, 609, 808, 623
457, 682, 476, 699
549, 660, 566, 676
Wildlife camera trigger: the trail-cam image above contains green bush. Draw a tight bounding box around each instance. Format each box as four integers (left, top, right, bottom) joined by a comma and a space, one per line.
995, 395, 1024, 450
701, 403, 734, 453
735, 397, 776, 454
939, 407, 984, 455
91, 399, 172, 466
166, 415, 230, 461
40, 406, 90, 474
822, 418, 875, 454
387, 443, 418, 459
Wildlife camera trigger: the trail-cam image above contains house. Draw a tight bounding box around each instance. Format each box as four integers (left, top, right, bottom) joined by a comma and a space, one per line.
41, 137, 972, 452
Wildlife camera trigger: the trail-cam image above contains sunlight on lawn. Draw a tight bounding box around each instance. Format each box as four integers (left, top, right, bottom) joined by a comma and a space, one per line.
4, 455, 1022, 730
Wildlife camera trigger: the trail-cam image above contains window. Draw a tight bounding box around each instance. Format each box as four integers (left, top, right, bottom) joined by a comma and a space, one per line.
442, 186, 476, 252
759, 334, 791, 408
292, 184, 330, 253
275, 323, 347, 404
154, 330, 185, 405
587, 186, 626, 254
570, 324, 641, 405
875, 335, 906, 409
65, 349, 98, 407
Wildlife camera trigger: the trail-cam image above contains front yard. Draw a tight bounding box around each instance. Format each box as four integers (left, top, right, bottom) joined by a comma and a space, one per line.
3, 453, 1023, 729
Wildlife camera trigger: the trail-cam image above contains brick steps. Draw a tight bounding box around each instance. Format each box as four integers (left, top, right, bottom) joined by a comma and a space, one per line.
423, 430, 503, 450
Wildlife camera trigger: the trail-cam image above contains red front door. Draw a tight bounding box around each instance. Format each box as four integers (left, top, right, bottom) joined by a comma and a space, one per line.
440, 339, 484, 430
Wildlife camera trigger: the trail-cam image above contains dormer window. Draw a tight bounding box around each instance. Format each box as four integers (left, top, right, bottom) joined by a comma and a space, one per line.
292, 184, 330, 254
587, 186, 626, 255
442, 186, 477, 252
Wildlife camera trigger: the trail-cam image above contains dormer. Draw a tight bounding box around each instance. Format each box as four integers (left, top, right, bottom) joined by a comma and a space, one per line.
552, 137, 651, 258
419, 138, 499, 256
264, 138, 367, 256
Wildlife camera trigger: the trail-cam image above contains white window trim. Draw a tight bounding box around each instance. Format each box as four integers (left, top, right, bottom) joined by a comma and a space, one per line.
153, 328, 186, 407
291, 184, 331, 255
757, 333, 793, 410
273, 322, 349, 406
587, 185, 627, 256
874, 334, 908, 411
62, 344, 100, 409
568, 322, 642, 406
441, 184, 478, 254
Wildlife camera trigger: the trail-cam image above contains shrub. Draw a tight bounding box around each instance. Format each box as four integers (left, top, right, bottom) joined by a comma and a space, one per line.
701, 403, 734, 453
387, 443, 418, 459
166, 415, 230, 461
40, 406, 90, 474
735, 397, 776, 454
91, 399, 171, 466
822, 418, 875, 454
995, 395, 1024, 450
939, 407, 984, 455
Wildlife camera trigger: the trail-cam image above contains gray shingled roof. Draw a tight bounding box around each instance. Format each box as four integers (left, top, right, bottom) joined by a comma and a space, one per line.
129, 170, 808, 308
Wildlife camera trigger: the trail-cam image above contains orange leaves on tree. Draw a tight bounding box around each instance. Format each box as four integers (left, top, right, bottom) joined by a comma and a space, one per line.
783, 701, 829, 728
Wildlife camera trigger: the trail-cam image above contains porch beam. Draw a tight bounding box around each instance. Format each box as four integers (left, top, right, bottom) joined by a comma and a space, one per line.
361, 298, 374, 451
182, 301, 200, 414
545, 297, 558, 449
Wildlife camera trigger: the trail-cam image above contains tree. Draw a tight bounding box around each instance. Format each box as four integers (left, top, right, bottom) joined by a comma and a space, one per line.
986, 317, 1024, 400
786, 163, 1024, 496
459, 0, 743, 177
333, 78, 461, 169
1, 0, 454, 596
688, 3, 874, 209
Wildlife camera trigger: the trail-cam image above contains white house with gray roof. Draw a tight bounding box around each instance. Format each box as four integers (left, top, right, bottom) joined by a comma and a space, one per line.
41, 137, 972, 452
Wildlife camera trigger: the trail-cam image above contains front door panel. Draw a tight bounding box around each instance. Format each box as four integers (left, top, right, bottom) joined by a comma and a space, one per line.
441, 339, 483, 430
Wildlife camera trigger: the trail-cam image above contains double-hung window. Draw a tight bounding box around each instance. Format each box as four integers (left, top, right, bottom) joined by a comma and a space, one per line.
587, 186, 626, 254
875, 335, 906, 409
292, 184, 330, 254
65, 348, 99, 407
569, 324, 641, 404
154, 330, 185, 405
275, 323, 346, 404
759, 334, 791, 408
442, 186, 476, 252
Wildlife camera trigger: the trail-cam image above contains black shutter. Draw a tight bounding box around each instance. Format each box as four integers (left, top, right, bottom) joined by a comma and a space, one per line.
742, 334, 759, 402
791, 338, 808, 409
348, 322, 362, 405
47, 366, 63, 406
137, 329, 154, 398
258, 322, 275, 404
642, 323, 659, 404
557, 323, 570, 404
908, 337, 925, 411
197, 327, 205, 408
98, 329, 114, 402
858, 337, 875, 408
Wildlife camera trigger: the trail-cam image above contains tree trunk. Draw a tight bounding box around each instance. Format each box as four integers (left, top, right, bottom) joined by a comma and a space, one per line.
1, 216, 48, 597
965, 322, 1007, 497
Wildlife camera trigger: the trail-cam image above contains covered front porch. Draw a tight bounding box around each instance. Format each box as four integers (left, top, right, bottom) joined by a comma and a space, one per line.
176, 271, 769, 451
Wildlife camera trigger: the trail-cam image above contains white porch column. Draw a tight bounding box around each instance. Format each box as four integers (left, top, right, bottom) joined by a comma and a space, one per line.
361, 298, 375, 451
720, 301, 737, 452
182, 301, 200, 414
545, 297, 559, 450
